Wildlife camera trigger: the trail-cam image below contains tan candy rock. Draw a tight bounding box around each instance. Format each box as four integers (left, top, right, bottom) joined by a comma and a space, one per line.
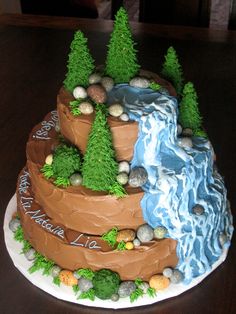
87, 84, 107, 103
108, 104, 124, 117
149, 275, 170, 291
116, 229, 135, 243
59, 270, 78, 286
45, 154, 53, 165
79, 102, 94, 115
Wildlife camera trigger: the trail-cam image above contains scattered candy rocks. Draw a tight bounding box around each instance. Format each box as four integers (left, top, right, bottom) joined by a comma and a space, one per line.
118, 161, 130, 174
116, 229, 135, 243
73, 86, 87, 99
149, 275, 170, 291
59, 270, 78, 286
87, 84, 107, 103
116, 172, 128, 185
128, 167, 148, 187
79, 102, 94, 115
108, 104, 124, 117
137, 224, 154, 242
101, 76, 114, 92
129, 77, 150, 88
45, 154, 53, 165
89, 73, 102, 84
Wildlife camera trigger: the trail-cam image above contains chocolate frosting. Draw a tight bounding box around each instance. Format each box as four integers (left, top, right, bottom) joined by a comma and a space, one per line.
17, 172, 178, 280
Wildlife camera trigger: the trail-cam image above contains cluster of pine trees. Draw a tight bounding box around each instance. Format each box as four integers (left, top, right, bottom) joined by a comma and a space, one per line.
60, 7, 207, 196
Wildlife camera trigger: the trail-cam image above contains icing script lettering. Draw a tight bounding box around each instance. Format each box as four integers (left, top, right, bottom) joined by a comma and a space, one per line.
33, 110, 58, 140
21, 196, 34, 211
18, 169, 65, 240
25, 209, 65, 239
70, 234, 101, 250
19, 170, 30, 194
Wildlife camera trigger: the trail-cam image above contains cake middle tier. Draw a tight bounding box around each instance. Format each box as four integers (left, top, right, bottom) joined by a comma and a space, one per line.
27, 138, 145, 235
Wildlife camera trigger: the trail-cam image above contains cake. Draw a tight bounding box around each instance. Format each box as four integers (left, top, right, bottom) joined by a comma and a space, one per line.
7, 7, 233, 306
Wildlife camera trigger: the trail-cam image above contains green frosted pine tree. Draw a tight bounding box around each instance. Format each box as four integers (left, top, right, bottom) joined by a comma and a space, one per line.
82, 104, 126, 197
161, 46, 184, 96
179, 82, 202, 132
64, 30, 95, 92
105, 7, 140, 83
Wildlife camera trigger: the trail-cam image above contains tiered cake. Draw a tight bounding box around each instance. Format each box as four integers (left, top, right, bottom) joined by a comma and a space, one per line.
10, 7, 233, 305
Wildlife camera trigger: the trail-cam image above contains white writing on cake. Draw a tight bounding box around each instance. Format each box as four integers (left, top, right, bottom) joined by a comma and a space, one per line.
33, 110, 58, 140
70, 234, 101, 249
25, 209, 65, 239
21, 196, 34, 211
19, 170, 30, 194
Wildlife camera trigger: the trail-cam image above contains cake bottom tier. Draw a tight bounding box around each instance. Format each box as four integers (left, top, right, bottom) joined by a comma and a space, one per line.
17, 168, 178, 281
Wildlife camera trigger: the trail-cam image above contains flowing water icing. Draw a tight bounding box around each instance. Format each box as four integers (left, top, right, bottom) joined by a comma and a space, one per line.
108, 84, 233, 283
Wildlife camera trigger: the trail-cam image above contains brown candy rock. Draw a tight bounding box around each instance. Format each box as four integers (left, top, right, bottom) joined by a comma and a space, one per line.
87, 84, 107, 103
116, 229, 136, 243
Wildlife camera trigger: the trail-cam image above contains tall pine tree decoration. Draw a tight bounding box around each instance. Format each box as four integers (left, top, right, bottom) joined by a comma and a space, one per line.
179, 82, 203, 132
82, 104, 126, 197
161, 46, 184, 96
64, 30, 95, 92
105, 7, 140, 83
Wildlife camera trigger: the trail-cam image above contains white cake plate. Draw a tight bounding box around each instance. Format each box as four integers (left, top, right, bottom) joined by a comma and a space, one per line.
4, 194, 229, 309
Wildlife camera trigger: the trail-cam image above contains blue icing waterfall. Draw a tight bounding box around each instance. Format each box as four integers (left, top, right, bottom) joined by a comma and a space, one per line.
108, 84, 233, 284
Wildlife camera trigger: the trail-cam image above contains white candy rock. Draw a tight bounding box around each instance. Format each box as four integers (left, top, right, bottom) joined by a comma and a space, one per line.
119, 113, 129, 122
177, 124, 182, 135
108, 104, 124, 117
117, 172, 129, 185
129, 77, 150, 88
178, 137, 193, 149
118, 161, 130, 174
79, 102, 94, 115
89, 73, 101, 84
45, 154, 53, 165
73, 86, 87, 99
101, 76, 114, 92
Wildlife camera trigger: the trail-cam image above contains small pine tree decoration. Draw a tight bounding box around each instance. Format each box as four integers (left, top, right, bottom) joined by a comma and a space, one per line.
82, 104, 126, 197
179, 82, 203, 131
105, 7, 140, 83
161, 46, 184, 96
64, 30, 95, 92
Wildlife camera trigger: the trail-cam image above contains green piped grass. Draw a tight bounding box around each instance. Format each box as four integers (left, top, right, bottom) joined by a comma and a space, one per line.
147, 287, 157, 298
28, 252, 55, 275
78, 288, 96, 301
54, 177, 70, 188
41, 164, 54, 179
69, 100, 82, 116
117, 240, 127, 251
14, 226, 32, 254
75, 268, 95, 280
109, 182, 127, 198
194, 129, 208, 138
101, 227, 118, 248
149, 81, 161, 91
130, 287, 144, 302
53, 276, 61, 286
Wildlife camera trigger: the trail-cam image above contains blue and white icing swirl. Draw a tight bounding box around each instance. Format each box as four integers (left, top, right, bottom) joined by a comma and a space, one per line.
108, 84, 233, 284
